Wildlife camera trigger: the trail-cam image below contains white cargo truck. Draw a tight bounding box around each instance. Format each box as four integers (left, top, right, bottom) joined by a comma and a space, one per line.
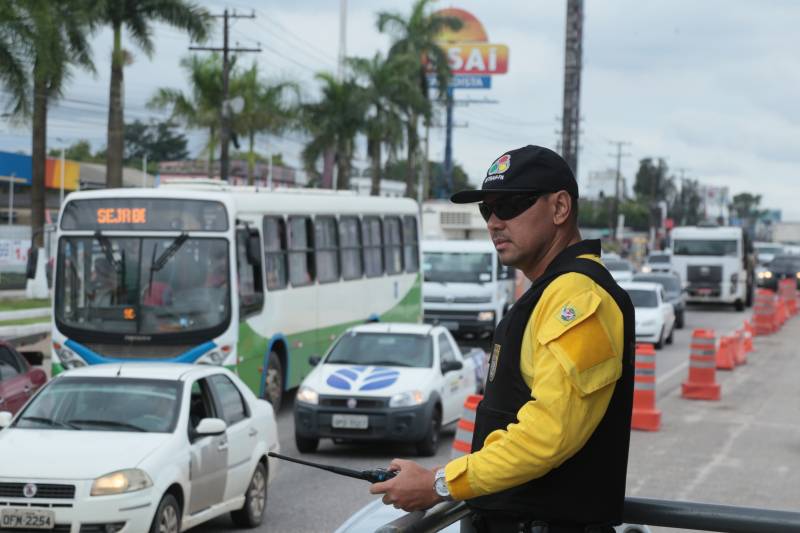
670, 225, 755, 311
421, 239, 514, 339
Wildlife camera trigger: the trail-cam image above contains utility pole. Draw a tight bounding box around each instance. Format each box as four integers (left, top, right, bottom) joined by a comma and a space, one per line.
338, 0, 347, 80
561, 0, 584, 176
608, 140, 631, 240
190, 9, 260, 183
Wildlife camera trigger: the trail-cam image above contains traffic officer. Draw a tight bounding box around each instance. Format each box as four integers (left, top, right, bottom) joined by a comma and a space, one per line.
370, 145, 635, 533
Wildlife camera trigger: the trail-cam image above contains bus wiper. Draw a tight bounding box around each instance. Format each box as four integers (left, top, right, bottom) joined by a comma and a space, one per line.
151, 233, 189, 272
94, 230, 121, 271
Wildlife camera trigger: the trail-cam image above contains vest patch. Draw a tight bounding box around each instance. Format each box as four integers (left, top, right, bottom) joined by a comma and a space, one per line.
488, 343, 501, 382
558, 304, 578, 325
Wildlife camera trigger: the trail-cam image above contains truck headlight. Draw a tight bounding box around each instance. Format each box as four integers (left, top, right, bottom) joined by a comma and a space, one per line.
296, 386, 319, 405
57, 347, 86, 370
91, 469, 152, 496
477, 311, 495, 322
389, 390, 424, 407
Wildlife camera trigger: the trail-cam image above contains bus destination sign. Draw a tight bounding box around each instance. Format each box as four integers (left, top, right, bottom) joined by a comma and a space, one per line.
96, 208, 147, 225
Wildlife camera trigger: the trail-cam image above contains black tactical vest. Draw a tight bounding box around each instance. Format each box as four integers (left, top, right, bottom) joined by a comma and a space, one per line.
468, 240, 635, 526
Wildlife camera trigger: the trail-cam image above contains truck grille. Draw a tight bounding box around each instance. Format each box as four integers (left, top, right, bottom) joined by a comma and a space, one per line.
0, 483, 75, 500
319, 397, 387, 409
688, 265, 722, 283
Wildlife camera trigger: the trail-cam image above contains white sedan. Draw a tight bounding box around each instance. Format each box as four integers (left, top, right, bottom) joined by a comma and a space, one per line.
621, 281, 676, 349
294, 323, 478, 456
0, 363, 279, 533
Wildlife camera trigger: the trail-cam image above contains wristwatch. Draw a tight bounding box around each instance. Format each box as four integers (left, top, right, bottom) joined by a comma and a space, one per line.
434, 468, 452, 501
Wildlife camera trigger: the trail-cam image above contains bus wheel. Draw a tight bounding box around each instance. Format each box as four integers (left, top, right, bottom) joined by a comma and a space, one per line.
264, 352, 283, 411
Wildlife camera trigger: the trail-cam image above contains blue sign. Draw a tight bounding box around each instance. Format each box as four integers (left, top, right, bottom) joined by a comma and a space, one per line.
428, 75, 492, 90
0, 151, 32, 184
326, 366, 400, 391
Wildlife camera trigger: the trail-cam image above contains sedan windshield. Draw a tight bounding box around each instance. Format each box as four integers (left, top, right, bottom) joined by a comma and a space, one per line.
326, 333, 433, 368
423, 252, 493, 283
635, 275, 681, 293
604, 260, 632, 272
767, 256, 800, 273
647, 255, 671, 264
15, 377, 182, 433
627, 289, 658, 308
56, 236, 230, 336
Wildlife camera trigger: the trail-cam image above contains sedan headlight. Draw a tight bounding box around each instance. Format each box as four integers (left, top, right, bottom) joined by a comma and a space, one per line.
759, 271, 773, 279
296, 386, 319, 405
91, 469, 152, 497
389, 390, 424, 408
477, 311, 495, 322
641, 266, 652, 273
57, 347, 86, 370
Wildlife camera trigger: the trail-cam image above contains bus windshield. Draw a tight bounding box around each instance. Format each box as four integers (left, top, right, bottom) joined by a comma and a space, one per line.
423, 252, 493, 284
56, 235, 230, 336
673, 239, 738, 257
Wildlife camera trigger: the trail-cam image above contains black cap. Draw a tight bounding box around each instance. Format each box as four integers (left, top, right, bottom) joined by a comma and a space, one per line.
450, 145, 579, 203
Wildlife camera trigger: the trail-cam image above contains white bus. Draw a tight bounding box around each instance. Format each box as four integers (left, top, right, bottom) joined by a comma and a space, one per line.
670, 225, 755, 311
51, 184, 422, 409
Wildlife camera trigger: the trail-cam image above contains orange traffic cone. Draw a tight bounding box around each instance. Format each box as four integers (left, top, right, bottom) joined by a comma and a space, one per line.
451, 395, 482, 458
682, 329, 721, 401
754, 289, 777, 335
632, 343, 661, 431
716, 335, 736, 370
743, 320, 754, 353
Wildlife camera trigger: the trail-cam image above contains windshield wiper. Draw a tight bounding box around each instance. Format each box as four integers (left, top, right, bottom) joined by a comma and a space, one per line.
19, 416, 80, 430
66, 419, 147, 432
94, 230, 121, 272
151, 233, 189, 272
366, 361, 414, 367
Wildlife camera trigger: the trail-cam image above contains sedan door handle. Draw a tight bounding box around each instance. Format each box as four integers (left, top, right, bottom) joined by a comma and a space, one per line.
248, 427, 258, 437
23, 386, 32, 394
217, 442, 228, 452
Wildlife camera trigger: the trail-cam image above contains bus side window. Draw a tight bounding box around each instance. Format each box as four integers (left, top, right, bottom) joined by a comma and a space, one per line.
315, 216, 340, 283
339, 216, 363, 280
362, 216, 384, 278
288, 216, 315, 286
383, 216, 403, 275
237, 228, 264, 316
263, 216, 287, 290
402, 215, 419, 273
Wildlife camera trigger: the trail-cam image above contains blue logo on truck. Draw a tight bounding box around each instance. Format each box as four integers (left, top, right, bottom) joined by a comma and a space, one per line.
326, 366, 400, 391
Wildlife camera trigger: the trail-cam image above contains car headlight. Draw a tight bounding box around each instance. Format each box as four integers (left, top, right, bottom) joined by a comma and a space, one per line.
91, 469, 152, 496
296, 386, 319, 405
641, 266, 652, 273
57, 347, 86, 370
477, 311, 495, 322
389, 390, 424, 407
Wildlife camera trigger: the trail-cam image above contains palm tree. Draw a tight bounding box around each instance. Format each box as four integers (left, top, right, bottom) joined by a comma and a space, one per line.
348, 53, 417, 196
377, 0, 462, 198
98, 0, 211, 188
0, 2, 30, 117
5, 1, 94, 247
300, 72, 366, 191
231, 63, 298, 185
148, 54, 224, 179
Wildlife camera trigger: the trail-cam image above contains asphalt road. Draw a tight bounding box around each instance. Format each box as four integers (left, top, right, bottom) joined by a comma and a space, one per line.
195, 303, 761, 533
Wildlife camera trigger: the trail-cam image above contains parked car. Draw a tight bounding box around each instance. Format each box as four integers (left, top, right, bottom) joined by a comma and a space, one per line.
757, 254, 800, 290
633, 272, 686, 329
0, 363, 279, 532
294, 323, 477, 456
0, 342, 47, 415
604, 259, 635, 282
621, 281, 676, 349
641, 251, 673, 274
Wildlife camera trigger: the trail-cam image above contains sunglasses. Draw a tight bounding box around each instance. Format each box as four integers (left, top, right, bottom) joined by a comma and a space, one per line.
478, 194, 542, 222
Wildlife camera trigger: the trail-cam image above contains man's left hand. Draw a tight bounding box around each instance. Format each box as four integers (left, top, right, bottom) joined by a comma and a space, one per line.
369, 459, 443, 512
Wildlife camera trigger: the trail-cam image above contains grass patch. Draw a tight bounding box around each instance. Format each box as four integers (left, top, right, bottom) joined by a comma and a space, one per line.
0, 316, 51, 327
0, 299, 51, 312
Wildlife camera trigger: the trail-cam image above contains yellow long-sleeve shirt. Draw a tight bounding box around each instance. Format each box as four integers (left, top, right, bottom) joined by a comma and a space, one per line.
444, 255, 625, 500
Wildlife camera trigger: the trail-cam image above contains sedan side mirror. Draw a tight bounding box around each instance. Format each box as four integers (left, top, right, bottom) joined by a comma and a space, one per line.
0, 411, 13, 429
30, 369, 47, 387
195, 418, 227, 436
441, 360, 463, 374
308, 355, 321, 367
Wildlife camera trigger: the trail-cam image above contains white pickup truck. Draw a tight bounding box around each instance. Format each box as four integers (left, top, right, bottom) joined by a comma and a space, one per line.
293, 323, 481, 456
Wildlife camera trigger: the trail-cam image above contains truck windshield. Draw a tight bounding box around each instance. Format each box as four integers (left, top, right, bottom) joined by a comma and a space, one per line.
56, 235, 230, 336
627, 289, 658, 308
423, 252, 493, 283
673, 239, 738, 257
326, 333, 433, 368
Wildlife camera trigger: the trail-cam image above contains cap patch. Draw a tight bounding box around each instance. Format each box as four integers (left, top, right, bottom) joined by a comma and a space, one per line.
487, 153, 511, 176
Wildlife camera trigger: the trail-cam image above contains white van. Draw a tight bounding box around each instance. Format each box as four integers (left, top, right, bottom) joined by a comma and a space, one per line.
421, 240, 514, 339
670, 226, 754, 311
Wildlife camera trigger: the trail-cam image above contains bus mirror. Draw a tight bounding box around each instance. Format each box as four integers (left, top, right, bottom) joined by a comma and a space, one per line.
246, 230, 261, 265
25, 247, 38, 279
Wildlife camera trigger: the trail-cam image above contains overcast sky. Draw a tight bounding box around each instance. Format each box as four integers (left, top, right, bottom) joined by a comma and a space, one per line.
2, 0, 799, 218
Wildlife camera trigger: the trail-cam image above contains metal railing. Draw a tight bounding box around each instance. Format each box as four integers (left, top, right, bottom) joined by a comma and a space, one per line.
376, 497, 800, 533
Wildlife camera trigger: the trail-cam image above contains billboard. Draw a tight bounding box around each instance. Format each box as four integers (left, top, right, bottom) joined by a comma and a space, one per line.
0, 150, 79, 190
